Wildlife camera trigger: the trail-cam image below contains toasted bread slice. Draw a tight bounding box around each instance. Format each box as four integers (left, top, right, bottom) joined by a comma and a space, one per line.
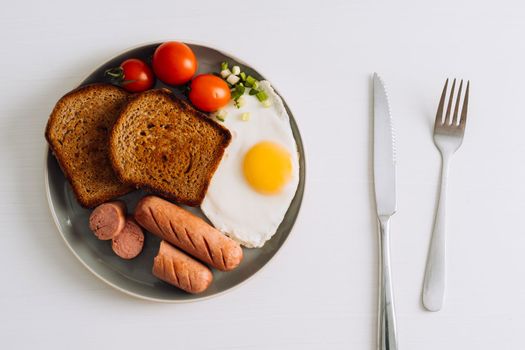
45, 84, 133, 208
109, 89, 231, 206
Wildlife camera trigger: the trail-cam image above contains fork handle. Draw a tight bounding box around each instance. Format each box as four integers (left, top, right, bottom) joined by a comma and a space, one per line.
423, 155, 450, 311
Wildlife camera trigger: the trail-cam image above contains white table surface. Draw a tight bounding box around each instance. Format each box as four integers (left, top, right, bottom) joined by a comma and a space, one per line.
1, 0, 523, 348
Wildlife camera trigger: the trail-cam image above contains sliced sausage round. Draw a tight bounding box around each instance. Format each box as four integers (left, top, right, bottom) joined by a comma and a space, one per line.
89, 201, 126, 240
153, 240, 213, 294
111, 217, 144, 259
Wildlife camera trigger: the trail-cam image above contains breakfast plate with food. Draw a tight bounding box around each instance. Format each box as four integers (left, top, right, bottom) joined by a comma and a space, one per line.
44, 41, 305, 302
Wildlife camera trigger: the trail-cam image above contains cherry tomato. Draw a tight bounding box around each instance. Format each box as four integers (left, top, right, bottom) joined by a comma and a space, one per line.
153, 41, 197, 85
189, 74, 231, 112
120, 59, 155, 92
105, 58, 154, 92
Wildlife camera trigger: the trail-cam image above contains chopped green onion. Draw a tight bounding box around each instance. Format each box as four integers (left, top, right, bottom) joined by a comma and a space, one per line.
231, 91, 242, 100
231, 85, 246, 100
235, 96, 246, 108
220, 69, 232, 79
249, 88, 260, 96
226, 74, 240, 85
240, 112, 250, 121
256, 90, 268, 102
215, 110, 227, 122
262, 100, 272, 108
252, 81, 259, 89
221, 62, 228, 71
236, 84, 246, 95
232, 65, 241, 75
245, 75, 257, 87
240, 72, 247, 81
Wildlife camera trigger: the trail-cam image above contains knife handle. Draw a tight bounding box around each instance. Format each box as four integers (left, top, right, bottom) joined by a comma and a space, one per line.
378, 216, 398, 350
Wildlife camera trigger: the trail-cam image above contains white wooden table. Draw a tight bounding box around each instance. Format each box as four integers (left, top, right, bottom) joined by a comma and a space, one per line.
1, 0, 523, 348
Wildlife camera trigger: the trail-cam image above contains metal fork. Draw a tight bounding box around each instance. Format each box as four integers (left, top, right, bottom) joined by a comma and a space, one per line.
422, 78, 470, 312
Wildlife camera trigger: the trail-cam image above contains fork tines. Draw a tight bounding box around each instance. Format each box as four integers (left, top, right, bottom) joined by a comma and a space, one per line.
434, 78, 470, 130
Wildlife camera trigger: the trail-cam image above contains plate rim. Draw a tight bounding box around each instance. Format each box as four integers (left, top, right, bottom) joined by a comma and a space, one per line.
44, 40, 306, 303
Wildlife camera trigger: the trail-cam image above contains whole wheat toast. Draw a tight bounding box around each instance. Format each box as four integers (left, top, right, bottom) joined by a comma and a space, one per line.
109, 89, 231, 206
45, 84, 132, 207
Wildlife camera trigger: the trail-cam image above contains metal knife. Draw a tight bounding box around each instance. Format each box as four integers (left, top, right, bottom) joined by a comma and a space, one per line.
373, 73, 398, 350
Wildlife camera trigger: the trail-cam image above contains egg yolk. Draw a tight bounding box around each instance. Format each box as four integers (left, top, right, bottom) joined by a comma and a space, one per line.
243, 141, 292, 195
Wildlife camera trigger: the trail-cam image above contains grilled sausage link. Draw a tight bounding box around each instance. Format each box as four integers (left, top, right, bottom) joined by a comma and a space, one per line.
153, 240, 213, 294
135, 196, 243, 271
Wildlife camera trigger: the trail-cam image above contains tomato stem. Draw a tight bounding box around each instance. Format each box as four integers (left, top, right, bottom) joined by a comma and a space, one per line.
104, 67, 124, 81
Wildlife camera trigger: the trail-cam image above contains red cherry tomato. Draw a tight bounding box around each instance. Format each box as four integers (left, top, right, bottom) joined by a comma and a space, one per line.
115, 58, 154, 92
189, 74, 231, 112
153, 42, 197, 85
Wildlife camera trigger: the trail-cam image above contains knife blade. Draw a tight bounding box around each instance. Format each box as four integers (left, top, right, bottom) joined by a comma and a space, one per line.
373, 73, 397, 217
373, 72, 398, 350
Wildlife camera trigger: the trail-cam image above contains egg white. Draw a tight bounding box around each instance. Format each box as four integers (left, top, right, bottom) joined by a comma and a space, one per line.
201, 81, 300, 248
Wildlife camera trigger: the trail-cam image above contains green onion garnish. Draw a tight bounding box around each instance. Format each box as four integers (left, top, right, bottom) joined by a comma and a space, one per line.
221, 62, 228, 71
226, 74, 240, 85
245, 75, 257, 87
231, 66, 241, 75
249, 88, 259, 96
236, 84, 246, 96
256, 90, 268, 102
215, 110, 227, 121
220, 69, 232, 79
231, 85, 246, 100
235, 96, 246, 109
231, 90, 242, 100
240, 72, 246, 81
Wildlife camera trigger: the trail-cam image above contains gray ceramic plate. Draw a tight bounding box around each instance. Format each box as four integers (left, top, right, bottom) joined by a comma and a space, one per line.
45, 42, 305, 302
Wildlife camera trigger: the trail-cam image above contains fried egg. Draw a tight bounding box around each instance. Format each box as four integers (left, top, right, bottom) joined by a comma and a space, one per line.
201, 81, 299, 248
